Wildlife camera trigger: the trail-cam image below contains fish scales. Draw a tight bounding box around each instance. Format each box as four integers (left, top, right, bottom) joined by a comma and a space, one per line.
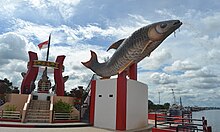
82, 20, 182, 78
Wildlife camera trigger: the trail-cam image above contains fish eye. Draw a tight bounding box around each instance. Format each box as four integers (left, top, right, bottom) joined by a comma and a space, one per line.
160, 23, 167, 28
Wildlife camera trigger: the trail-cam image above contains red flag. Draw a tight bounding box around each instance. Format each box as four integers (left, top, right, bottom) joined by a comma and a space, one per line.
38, 40, 49, 49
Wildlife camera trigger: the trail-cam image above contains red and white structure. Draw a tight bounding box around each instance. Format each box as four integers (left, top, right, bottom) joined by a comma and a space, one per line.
89, 64, 148, 131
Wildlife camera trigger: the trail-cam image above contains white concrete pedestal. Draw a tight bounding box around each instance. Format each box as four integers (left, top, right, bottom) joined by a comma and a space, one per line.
90, 78, 148, 131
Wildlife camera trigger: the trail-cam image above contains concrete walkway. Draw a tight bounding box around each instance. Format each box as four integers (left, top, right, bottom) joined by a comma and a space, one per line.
1, 127, 112, 132
1, 126, 153, 132
0, 121, 153, 132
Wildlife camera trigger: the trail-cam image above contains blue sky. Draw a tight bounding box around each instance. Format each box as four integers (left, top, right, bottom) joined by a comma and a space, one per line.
0, 0, 220, 107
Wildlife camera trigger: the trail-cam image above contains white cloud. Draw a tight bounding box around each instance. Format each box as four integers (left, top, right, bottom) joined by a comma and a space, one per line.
127, 14, 151, 27
75, 22, 144, 41
155, 9, 180, 20
182, 67, 217, 78
164, 60, 200, 72
0, 0, 18, 17
11, 19, 53, 41
0, 32, 28, 62
0, 0, 81, 26
0, 32, 29, 86
11, 18, 132, 43
192, 78, 220, 89
150, 72, 177, 85
207, 49, 220, 63
201, 12, 220, 33
139, 48, 172, 70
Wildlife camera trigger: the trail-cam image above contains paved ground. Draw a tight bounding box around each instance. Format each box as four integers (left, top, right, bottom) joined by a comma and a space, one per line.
1, 127, 112, 132
1, 127, 153, 132
0, 122, 153, 132
1, 126, 154, 132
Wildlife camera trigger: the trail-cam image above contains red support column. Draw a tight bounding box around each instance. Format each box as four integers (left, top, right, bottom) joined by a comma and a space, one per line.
207, 126, 212, 132
128, 63, 137, 80
116, 71, 127, 130
20, 51, 39, 94
89, 80, 96, 125
54, 55, 65, 96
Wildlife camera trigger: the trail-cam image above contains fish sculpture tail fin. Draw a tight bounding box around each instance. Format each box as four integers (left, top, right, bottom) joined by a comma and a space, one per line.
81, 50, 98, 69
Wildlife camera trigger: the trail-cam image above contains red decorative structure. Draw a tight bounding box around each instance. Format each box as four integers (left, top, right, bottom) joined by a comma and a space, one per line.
116, 71, 127, 130
54, 55, 66, 96
128, 63, 137, 80
89, 80, 96, 125
21, 51, 39, 94
20, 52, 66, 96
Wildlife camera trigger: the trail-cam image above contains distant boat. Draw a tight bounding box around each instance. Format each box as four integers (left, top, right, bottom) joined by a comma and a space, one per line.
167, 89, 191, 117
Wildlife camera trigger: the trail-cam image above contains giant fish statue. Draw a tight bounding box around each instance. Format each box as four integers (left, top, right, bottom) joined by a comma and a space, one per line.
82, 20, 182, 78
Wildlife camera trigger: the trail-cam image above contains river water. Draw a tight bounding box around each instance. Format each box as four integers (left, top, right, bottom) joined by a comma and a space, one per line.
192, 110, 220, 132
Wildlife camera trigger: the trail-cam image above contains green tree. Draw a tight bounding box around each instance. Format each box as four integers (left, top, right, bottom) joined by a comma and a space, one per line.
54, 99, 72, 113
0, 81, 8, 94
148, 100, 170, 111
164, 103, 170, 109
0, 78, 13, 94
12, 87, 19, 94
4, 104, 17, 111
148, 100, 155, 110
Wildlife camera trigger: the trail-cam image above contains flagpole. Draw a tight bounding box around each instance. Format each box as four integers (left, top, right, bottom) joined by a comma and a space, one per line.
46, 33, 51, 62
44, 33, 51, 75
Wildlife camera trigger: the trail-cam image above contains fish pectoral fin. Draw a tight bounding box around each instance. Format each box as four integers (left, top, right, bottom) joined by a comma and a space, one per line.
141, 41, 153, 53
107, 38, 126, 51
118, 61, 133, 74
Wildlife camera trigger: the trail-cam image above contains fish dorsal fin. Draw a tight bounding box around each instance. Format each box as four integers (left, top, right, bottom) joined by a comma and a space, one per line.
107, 38, 125, 51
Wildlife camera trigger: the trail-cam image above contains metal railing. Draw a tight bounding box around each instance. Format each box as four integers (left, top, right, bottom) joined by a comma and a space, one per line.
80, 74, 96, 120
0, 110, 21, 119
154, 114, 212, 132
53, 113, 79, 120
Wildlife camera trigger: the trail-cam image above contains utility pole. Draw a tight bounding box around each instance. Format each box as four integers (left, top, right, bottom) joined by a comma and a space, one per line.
171, 89, 177, 104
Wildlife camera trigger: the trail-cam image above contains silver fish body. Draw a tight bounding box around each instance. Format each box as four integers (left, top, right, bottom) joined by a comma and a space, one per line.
82, 20, 182, 78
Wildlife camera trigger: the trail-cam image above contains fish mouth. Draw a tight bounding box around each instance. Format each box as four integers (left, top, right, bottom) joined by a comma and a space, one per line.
173, 20, 182, 28
165, 20, 182, 36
